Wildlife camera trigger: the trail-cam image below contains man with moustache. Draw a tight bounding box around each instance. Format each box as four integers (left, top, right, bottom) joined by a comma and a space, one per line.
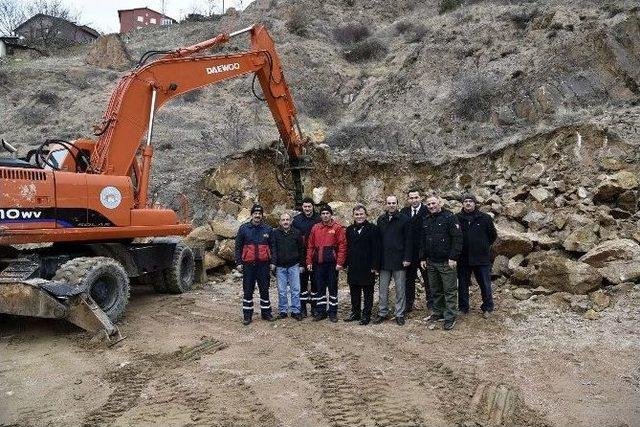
306, 205, 347, 323
344, 204, 381, 326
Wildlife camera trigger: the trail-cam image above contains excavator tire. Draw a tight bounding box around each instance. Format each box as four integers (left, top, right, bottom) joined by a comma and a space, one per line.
163, 242, 195, 294
134, 271, 167, 293
53, 257, 130, 323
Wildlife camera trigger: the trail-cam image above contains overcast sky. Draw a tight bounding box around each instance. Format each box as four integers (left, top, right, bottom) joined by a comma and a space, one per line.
19, 0, 254, 33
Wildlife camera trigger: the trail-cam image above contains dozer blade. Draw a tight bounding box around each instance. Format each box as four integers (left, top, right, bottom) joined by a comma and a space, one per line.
0, 279, 122, 342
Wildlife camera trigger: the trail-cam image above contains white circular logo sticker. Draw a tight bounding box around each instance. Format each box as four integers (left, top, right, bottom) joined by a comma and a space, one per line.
100, 186, 122, 209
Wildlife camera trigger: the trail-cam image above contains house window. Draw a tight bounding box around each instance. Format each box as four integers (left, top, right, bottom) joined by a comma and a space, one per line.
137, 16, 143, 22
161, 18, 172, 25
150, 18, 156, 24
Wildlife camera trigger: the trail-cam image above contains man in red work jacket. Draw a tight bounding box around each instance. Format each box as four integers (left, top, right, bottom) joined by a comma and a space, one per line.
306, 205, 347, 322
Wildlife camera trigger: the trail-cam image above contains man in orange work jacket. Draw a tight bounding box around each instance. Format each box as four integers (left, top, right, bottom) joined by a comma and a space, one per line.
235, 204, 274, 325
306, 205, 347, 323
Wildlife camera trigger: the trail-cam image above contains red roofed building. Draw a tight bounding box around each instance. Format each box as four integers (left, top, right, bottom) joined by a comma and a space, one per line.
118, 7, 176, 33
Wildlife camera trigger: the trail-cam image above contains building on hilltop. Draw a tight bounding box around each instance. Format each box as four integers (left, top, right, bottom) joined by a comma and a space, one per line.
118, 7, 177, 33
14, 14, 99, 45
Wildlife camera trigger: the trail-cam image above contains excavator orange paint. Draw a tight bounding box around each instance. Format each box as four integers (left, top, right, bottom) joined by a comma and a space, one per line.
0, 25, 307, 339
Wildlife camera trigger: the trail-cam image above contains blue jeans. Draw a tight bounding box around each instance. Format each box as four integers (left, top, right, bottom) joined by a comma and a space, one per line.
276, 265, 301, 314
457, 264, 494, 313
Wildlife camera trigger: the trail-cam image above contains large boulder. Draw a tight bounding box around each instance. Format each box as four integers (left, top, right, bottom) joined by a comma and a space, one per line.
204, 251, 226, 270
504, 201, 527, 219
493, 226, 534, 257
578, 239, 640, 267
593, 170, 639, 202
562, 228, 598, 253
521, 162, 546, 184
185, 224, 217, 248
597, 261, 640, 285
529, 187, 552, 203
209, 218, 241, 239
528, 254, 602, 294
216, 239, 236, 262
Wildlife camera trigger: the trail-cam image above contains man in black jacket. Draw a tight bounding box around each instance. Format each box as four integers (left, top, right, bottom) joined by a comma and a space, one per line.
271, 212, 305, 320
456, 193, 498, 317
420, 194, 463, 331
345, 204, 381, 325
400, 189, 432, 313
292, 197, 320, 317
374, 195, 412, 326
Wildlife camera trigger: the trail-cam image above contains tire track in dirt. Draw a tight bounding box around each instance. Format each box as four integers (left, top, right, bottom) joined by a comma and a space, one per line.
365, 332, 551, 426
82, 339, 227, 426
286, 331, 425, 427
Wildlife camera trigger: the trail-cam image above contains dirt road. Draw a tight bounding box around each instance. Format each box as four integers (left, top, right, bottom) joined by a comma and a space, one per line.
1, 277, 639, 426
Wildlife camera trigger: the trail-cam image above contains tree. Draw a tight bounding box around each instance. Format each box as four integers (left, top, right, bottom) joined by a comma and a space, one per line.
0, 0, 26, 36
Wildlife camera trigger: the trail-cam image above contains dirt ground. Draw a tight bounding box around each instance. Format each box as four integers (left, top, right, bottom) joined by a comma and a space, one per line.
1, 276, 639, 427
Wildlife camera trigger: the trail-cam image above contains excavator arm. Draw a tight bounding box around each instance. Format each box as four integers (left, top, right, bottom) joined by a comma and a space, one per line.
90, 25, 306, 206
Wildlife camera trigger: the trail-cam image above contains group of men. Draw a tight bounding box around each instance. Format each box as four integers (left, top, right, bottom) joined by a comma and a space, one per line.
234, 190, 497, 331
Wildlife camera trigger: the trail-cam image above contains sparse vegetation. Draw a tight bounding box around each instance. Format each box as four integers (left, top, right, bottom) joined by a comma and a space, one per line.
334, 23, 370, 45
33, 90, 59, 106
506, 8, 539, 30
438, 0, 463, 15
343, 38, 388, 63
452, 73, 495, 121
17, 106, 46, 126
300, 89, 341, 119
394, 20, 428, 43
182, 88, 203, 103
285, 7, 310, 36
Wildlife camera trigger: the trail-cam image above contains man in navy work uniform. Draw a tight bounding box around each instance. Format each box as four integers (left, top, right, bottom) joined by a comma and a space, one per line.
456, 193, 498, 318
292, 197, 320, 317
235, 204, 274, 325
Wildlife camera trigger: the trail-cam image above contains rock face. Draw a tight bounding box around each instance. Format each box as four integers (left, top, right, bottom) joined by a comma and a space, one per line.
593, 171, 639, 202
598, 261, 640, 285
563, 228, 598, 253
579, 239, 640, 267
528, 254, 602, 294
493, 226, 534, 258
209, 218, 241, 239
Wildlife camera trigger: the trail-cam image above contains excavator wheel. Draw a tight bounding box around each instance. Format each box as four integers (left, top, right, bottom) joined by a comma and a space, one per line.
134, 271, 167, 294
163, 242, 195, 294
53, 257, 130, 323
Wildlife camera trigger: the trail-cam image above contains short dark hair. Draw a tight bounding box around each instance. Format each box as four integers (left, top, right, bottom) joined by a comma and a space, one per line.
352, 203, 367, 214
407, 188, 421, 195
301, 197, 314, 205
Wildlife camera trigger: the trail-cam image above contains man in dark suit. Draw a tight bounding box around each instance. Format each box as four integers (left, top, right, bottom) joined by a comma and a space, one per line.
400, 189, 431, 313
345, 204, 381, 325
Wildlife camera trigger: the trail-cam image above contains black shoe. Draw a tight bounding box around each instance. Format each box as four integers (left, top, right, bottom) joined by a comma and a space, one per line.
406, 305, 414, 314
443, 319, 456, 330
425, 314, 444, 322
396, 316, 405, 326
459, 308, 469, 315
262, 313, 275, 322
359, 317, 370, 325
279, 312, 288, 319
301, 307, 308, 318
312, 313, 327, 322
329, 314, 338, 323
344, 312, 361, 322
372, 315, 387, 324
242, 318, 252, 326
292, 313, 303, 321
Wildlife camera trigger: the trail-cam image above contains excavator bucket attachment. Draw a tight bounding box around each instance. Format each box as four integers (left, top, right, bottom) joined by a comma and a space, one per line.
0, 278, 122, 343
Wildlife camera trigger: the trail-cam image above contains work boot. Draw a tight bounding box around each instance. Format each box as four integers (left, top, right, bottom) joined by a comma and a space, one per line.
372, 315, 387, 324
292, 313, 303, 321
425, 314, 444, 322
279, 312, 288, 319
242, 317, 252, 326
301, 307, 308, 318
344, 312, 361, 322
395, 316, 405, 326
359, 316, 370, 326
482, 311, 492, 319
313, 313, 327, 322
329, 313, 338, 323
262, 313, 275, 322
443, 319, 456, 330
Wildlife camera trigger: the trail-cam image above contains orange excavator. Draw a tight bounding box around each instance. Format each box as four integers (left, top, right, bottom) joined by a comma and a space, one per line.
0, 25, 307, 339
